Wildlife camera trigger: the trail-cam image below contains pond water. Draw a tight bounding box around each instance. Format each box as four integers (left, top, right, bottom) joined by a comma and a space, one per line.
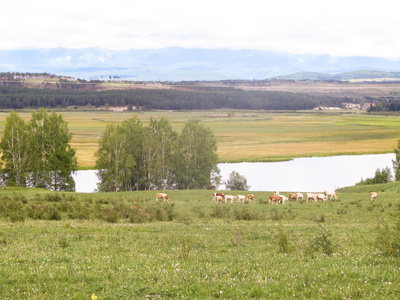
72, 153, 395, 193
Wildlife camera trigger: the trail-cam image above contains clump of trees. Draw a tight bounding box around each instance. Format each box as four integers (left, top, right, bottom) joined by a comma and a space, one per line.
357, 166, 393, 185
95, 117, 221, 191
0, 109, 77, 191
224, 171, 250, 191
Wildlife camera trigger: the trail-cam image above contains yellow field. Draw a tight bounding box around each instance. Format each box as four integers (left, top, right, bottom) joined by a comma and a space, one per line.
0, 110, 399, 168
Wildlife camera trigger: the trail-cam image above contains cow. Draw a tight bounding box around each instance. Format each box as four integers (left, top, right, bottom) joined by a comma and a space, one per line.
274, 191, 279, 195
237, 195, 246, 203
278, 194, 288, 204
215, 196, 225, 203
213, 192, 225, 202
324, 190, 338, 200
247, 194, 255, 202
289, 193, 298, 201
306, 193, 318, 202
269, 194, 283, 204
156, 193, 169, 202
317, 194, 327, 202
296, 193, 304, 200
370, 192, 379, 201
224, 195, 236, 204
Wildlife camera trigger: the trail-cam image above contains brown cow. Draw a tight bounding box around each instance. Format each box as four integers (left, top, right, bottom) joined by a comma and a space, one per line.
269, 194, 283, 204
247, 194, 255, 201
289, 193, 298, 201
156, 193, 169, 202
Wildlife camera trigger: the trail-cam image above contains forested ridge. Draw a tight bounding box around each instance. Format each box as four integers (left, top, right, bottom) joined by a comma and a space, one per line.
0, 84, 347, 110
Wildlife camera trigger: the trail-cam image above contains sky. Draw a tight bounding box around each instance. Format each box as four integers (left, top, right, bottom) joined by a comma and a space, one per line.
1, 0, 400, 58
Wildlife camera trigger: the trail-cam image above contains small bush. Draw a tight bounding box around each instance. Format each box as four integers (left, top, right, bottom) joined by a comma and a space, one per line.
231, 229, 244, 246
376, 215, 400, 256
307, 225, 336, 256
269, 208, 282, 221
315, 212, 325, 223
276, 229, 291, 253
210, 205, 230, 219
233, 207, 259, 220
179, 238, 192, 259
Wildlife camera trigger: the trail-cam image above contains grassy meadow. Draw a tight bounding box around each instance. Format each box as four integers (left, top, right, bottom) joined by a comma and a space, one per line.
0, 110, 400, 168
0, 184, 400, 299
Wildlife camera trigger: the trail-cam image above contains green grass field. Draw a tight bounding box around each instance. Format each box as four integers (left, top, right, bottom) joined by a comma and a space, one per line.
0, 110, 400, 168
0, 183, 399, 299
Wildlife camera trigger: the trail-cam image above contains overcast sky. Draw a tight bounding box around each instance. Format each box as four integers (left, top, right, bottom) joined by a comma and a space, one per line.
1, 0, 399, 58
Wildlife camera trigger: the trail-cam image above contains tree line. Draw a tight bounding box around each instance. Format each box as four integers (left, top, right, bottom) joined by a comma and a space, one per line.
95, 117, 220, 191
0, 109, 77, 191
0, 85, 347, 110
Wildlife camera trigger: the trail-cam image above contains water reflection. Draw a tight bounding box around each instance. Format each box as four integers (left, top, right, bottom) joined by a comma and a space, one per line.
72, 154, 395, 193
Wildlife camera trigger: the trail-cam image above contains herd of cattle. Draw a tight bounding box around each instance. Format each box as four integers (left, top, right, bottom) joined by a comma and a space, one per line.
212, 191, 339, 204
156, 191, 379, 203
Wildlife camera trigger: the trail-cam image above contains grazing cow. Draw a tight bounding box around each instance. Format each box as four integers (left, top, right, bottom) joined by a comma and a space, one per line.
370, 192, 379, 201
156, 193, 169, 202
215, 196, 225, 203
269, 194, 283, 204
237, 195, 246, 203
317, 194, 327, 202
306, 193, 318, 202
213, 192, 225, 202
324, 190, 338, 200
296, 193, 304, 200
247, 194, 255, 202
289, 193, 298, 201
278, 195, 288, 204
274, 191, 279, 195
224, 195, 236, 204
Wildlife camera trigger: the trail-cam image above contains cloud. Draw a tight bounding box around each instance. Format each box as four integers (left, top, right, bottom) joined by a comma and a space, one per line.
1, 0, 400, 58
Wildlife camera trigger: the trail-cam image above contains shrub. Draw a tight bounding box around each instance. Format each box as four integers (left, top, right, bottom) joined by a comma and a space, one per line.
233, 207, 259, 220
307, 225, 336, 256
376, 215, 400, 256
210, 205, 230, 219
276, 229, 291, 253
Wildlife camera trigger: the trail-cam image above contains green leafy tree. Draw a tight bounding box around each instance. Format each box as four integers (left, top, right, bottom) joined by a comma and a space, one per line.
174, 121, 220, 189
0, 109, 77, 190
0, 111, 29, 186
393, 140, 400, 181
145, 118, 177, 189
95, 117, 143, 191
95, 118, 220, 191
224, 171, 250, 191
357, 166, 393, 185
45, 111, 77, 191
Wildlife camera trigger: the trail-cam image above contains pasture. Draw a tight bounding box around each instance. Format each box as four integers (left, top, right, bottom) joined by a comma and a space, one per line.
0, 110, 400, 168
0, 184, 399, 299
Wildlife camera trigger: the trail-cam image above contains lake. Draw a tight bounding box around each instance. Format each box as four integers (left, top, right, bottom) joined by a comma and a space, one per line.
72, 153, 396, 193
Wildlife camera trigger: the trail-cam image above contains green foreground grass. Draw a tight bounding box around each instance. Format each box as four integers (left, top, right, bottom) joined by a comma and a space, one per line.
1, 184, 400, 299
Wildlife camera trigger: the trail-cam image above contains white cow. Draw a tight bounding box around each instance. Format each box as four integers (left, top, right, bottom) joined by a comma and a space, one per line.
306, 193, 318, 202
224, 195, 236, 204
278, 194, 288, 204
317, 194, 327, 202
296, 193, 304, 200
237, 195, 246, 203
215, 196, 225, 203
370, 192, 379, 201
324, 190, 338, 200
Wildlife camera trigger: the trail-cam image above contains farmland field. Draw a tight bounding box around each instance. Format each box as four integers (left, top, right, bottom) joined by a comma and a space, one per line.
0, 110, 400, 168
0, 184, 399, 299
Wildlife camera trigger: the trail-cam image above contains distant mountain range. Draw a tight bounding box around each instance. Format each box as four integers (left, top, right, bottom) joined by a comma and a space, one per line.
1, 47, 400, 81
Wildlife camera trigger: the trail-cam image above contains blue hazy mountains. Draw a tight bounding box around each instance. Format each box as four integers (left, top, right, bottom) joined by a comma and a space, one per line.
1, 47, 400, 81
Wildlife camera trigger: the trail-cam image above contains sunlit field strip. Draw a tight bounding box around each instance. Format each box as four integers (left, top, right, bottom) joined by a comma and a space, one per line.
1, 110, 400, 167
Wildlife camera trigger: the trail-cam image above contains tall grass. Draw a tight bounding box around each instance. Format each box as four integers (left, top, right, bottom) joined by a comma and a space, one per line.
0, 185, 400, 298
